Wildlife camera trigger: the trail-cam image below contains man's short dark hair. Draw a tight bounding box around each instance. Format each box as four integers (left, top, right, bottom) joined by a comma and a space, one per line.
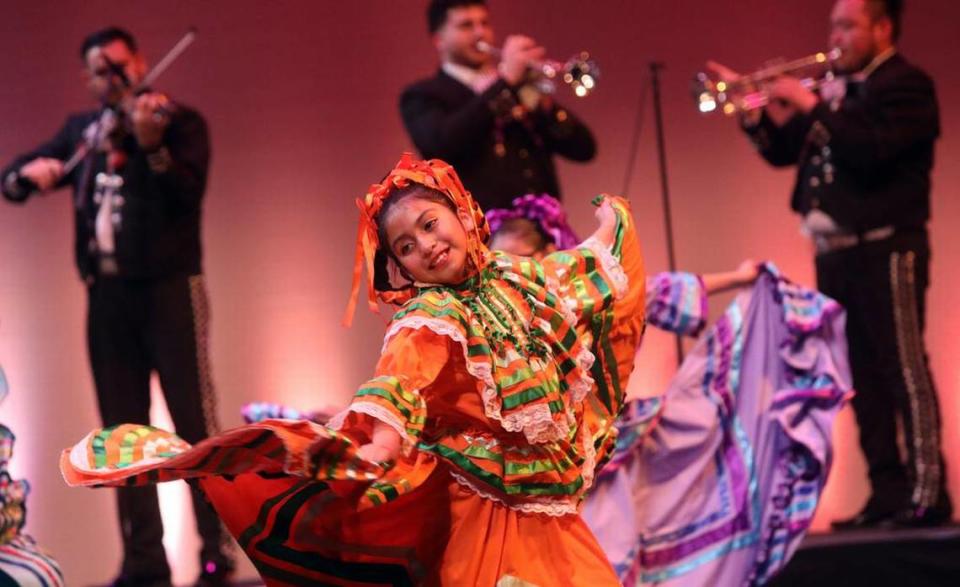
865, 0, 903, 41
80, 27, 138, 59
427, 0, 487, 34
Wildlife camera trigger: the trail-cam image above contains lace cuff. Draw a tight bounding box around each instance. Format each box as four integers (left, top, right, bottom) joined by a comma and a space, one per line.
580, 236, 629, 300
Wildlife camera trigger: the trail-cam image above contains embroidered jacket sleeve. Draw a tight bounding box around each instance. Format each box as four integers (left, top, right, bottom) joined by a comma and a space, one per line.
803, 68, 938, 176
538, 241, 627, 328
645, 272, 708, 337
742, 110, 814, 168
127, 107, 210, 213
531, 102, 596, 162
400, 78, 514, 162
544, 198, 646, 445
1, 115, 85, 202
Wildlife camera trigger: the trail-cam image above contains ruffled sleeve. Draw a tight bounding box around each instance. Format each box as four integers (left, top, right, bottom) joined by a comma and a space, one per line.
327, 326, 449, 455
645, 272, 708, 336
537, 238, 628, 328
542, 198, 648, 462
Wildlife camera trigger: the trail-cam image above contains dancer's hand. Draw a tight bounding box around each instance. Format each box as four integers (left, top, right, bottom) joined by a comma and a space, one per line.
733, 259, 760, 285
357, 442, 398, 467
702, 259, 761, 295
357, 420, 402, 468
591, 195, 618, 248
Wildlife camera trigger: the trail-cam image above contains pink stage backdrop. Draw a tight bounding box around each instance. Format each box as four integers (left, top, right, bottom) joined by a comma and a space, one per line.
1, 1, 958, 584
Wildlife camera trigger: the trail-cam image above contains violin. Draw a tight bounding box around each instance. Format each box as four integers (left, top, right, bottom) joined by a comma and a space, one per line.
74, 28, 196, 262
63, 28, 197, 176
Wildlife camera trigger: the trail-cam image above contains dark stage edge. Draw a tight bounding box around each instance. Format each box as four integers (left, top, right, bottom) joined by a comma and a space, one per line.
770, 524, 960, 587
167, 580, 263, 587
183, 527, 960, 587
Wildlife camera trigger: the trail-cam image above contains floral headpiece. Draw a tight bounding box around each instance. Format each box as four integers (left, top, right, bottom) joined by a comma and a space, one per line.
486, 194, 580, 251
343, 153, 490, 326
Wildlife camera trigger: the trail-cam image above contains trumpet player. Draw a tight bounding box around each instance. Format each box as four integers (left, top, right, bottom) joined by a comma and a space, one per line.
710, 0, 950, 530
0, 27, 234, 586
400, 0, 596, 211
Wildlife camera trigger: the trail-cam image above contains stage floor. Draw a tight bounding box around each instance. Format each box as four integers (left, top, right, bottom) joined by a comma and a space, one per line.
771, 524, 960, 587
186, 525, 960, 587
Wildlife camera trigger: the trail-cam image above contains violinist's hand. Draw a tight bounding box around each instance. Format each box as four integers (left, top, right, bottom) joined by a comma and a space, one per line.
131, 92, 171, 151
19, 157, 64, 191
500, 35, 546, 86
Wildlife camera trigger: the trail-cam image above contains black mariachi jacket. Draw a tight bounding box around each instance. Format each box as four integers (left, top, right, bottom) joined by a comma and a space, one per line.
744, 53, 939, 234
1, 104, 209, 282
400, 69, 596, 212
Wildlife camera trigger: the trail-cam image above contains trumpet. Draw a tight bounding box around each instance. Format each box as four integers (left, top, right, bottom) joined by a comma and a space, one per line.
476, 40, 599, 98
693, 48, 841, 115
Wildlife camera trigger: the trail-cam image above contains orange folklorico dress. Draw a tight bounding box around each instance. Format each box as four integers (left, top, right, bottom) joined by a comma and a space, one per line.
61, 197, 645, 586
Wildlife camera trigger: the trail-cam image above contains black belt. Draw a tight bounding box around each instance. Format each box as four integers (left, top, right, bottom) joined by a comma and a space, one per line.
813, 225, 895, 254
98, 255, 119, 275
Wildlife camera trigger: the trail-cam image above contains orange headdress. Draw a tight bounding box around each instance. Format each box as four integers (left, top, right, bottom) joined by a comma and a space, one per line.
342, 154, 490, 326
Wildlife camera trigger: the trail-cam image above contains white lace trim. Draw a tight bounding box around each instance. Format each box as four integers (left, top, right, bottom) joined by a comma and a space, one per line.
536, 276, 581, 332
567, 346, 597, 407
512, 283, 597, 416
580, 236, 629, 300
449, 471, 577, 517
326, 401, 418, 455
384, 316, 577, 445
578, 416, 599, 494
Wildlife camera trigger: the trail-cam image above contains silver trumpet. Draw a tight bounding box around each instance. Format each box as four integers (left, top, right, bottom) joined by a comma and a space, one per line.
693, 48, 841, 115
476, 40, 599, 98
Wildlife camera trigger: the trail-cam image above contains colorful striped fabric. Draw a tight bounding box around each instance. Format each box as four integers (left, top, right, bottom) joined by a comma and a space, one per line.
0, 537, 64, 587
325, 220, 636, 515
1, 364, 64, 587
582, 265, 851, 585
645, 272, 708, 337
63, 421, 387, 489
61, 198, 648, 585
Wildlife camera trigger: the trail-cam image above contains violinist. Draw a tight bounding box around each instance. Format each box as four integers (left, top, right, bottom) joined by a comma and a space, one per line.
1, 26, 234, 587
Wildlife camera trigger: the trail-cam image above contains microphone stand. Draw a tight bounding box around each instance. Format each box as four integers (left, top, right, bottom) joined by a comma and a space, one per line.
649, 61, 684, 365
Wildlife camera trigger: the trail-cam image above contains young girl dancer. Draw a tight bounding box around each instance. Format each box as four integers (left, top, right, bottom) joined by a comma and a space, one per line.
62, 154, 647, 586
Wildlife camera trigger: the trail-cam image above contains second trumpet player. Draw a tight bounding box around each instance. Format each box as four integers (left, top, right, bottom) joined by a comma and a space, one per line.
707, 0, 950, 534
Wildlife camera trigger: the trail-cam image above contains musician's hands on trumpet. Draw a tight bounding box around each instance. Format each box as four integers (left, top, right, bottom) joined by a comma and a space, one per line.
700, 54, 828, 126
478, 37, 598, 98
498, 35, 547, 86
765, 77, 819, 114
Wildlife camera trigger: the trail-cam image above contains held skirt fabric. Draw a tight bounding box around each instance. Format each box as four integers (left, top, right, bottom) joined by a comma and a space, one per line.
582, 268, 852, 585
